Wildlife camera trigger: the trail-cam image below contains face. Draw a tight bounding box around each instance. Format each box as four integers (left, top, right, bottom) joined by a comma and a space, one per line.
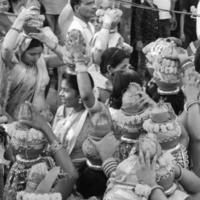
107, 58, 132, 80
59, 79, 80, 108
77, 0, 96, 20
0, 0, 9, 12
22, 46, 43, 66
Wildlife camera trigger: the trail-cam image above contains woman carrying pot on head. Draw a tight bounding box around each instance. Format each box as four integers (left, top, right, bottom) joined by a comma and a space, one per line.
0, 7, 65, 120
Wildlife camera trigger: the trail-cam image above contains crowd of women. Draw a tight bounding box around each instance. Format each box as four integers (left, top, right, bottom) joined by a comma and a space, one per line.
1, 0, 200, 200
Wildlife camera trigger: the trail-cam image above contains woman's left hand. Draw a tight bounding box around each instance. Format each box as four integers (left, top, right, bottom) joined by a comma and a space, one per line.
29, 28, 49, 44
19, 102, 49, 133
136, 150, 157, 187
136, 91, 157, 109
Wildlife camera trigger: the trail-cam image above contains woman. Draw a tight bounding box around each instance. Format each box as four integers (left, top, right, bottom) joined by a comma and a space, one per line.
52, 71, 112, 198
0, 7, 64, 119
3, 102, 78, 200
90, 47, 134, 104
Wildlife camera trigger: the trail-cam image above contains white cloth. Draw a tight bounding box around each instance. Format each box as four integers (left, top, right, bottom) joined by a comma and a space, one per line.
153, 0, 171, 20
196, 1, 200, 39
67, 16, 95, 56
53, 106, 88, 155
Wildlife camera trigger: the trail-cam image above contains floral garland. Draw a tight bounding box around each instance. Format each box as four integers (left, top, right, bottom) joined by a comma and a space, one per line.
143, 118, 180, 135
7, 123, 45, 142
16, 191, 62, 200
112, 109, 150, 130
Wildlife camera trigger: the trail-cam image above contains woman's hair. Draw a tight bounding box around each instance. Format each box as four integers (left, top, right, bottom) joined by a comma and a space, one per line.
26, 39, 44, 51
100, 47, 129, 75
110, 70, 142, 109
62, 72, 94, 95
146, 82, 185, 115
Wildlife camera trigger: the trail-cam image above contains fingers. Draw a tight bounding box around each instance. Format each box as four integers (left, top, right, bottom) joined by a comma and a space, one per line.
139, 149, 145, 166
152, 154, 157, 170
145, 151, 150, 168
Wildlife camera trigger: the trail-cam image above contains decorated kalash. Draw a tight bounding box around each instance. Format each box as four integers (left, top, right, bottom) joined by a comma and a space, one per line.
143, 37, 184, 95
110, 82, 152, 161
3, 103, 59, 199
16, 163, 62, 200
103, 133, 188, 200
143, 102, 189, 168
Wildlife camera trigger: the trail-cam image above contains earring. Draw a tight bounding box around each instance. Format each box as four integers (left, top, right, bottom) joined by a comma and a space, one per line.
78, 98, 82, 104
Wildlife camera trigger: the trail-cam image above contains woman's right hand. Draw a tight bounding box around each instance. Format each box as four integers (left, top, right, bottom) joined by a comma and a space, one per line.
89, 132, 120, 162
136, 150, 157, 187
16, 7, 35, 24
183, 71, 200, 101
19, 102, 49, 133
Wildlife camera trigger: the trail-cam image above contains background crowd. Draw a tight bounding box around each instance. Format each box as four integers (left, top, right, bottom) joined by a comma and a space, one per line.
1, 0, 200, 200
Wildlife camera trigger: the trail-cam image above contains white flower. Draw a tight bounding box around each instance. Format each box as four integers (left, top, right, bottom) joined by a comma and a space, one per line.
135, 184, 151, 199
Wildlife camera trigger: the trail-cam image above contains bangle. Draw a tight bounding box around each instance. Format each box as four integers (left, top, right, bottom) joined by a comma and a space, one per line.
49, 141, 63, 154
51, 43, 59, 51
175, 165, 183, 182
151, 185, 164, 194
102, 157, 118, 177
11, 26, 21, 33
184, 100, 200, 112
75, 62, 88, 73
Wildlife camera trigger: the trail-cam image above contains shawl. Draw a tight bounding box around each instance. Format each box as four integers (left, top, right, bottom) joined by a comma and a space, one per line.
53, 105, 88, 155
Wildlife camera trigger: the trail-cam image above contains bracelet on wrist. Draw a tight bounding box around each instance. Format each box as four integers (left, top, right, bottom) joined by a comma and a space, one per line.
175, 165, 183, 182
10, 26, 21, 33
49, 141, 64, 154
150, 185, 164, 194
184, 100, 200, 112
102, 157, 118, 177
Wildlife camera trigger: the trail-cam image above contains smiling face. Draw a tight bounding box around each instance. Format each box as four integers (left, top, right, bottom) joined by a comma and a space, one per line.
22, 46, 43, 66
59, 79, 80, 108
0, 0, 10, 12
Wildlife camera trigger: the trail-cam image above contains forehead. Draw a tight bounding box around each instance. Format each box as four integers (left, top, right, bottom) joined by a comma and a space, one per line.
61, 79, 71, 88
0, 0, 8, 3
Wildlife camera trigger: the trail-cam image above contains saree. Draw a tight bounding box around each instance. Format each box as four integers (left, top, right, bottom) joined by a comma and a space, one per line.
0, 33, 49, 118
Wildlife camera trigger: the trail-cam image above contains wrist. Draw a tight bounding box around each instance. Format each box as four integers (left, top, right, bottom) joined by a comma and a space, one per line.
14, 18, 25, 29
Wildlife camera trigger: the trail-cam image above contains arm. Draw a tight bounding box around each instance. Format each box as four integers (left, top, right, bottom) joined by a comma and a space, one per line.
58, 0, 74, 44
92, 9, 121, 65
135, 7, 144, 51
175, 166, 200, 194
42, 125, 78, 199
180, 0, 187, 41
1, 8, 30, 63
21, 103, 78, 198
76, 61, 95, 108
44, 54, 65, 69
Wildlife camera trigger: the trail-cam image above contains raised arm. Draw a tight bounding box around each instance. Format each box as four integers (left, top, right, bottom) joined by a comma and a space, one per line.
58, 0, 74, 44
21, 103, 78, 198
2, 8, 32, 63
92, 9, 122, 65
29, 28, 67, 68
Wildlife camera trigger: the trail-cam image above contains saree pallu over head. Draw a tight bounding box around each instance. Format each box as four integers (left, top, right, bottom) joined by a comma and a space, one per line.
0, 33, 49, 118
